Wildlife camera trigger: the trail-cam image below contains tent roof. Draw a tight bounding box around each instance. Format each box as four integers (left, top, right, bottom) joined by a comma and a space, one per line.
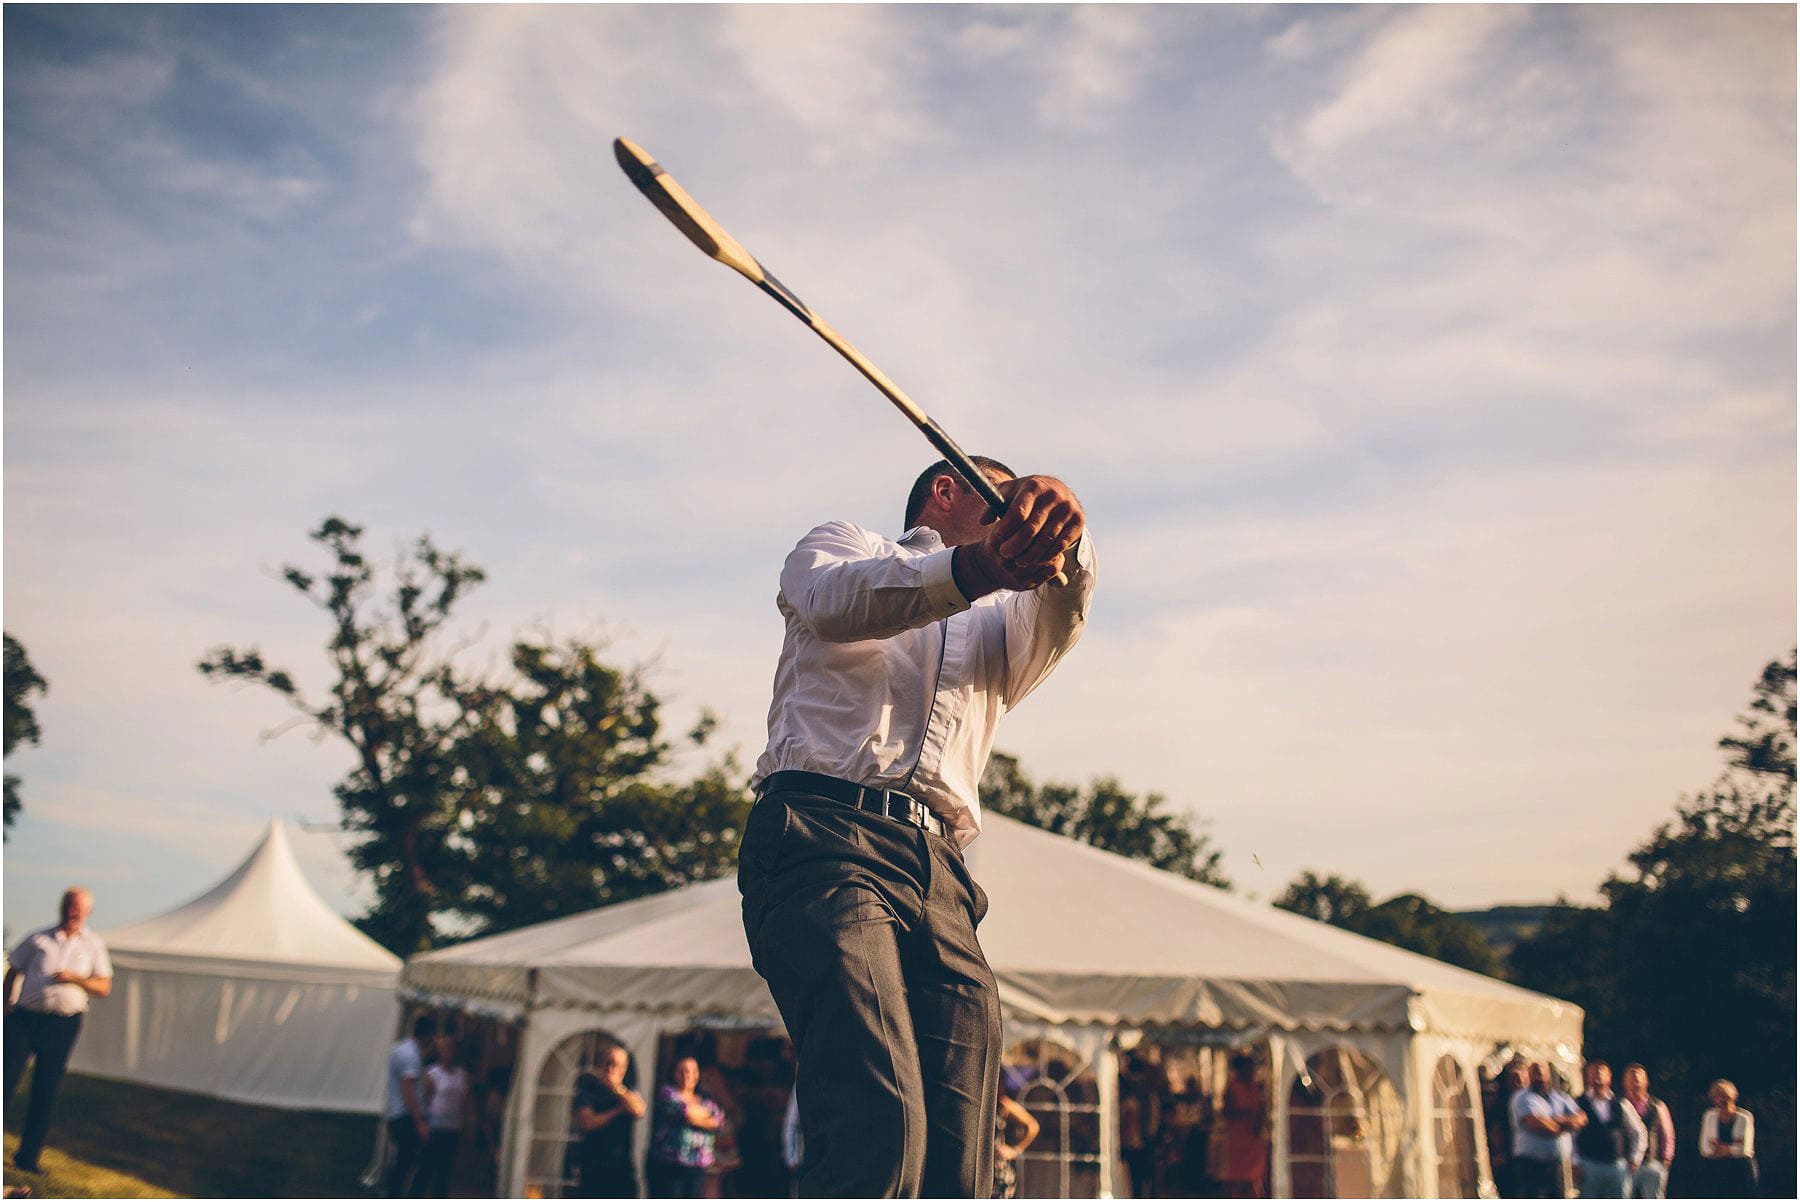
405, 813, 1579, 1042
105, 819, 400, 975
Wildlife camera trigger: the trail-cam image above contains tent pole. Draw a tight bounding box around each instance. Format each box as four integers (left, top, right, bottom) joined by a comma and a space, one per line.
1097, 1036, 1120, 1199
1269, 1034, 1292, 1200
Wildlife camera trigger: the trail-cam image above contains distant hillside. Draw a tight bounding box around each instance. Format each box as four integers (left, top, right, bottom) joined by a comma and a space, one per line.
1454, 904, 1552, 962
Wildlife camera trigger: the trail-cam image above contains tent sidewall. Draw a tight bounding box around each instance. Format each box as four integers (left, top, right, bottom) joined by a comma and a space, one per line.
70, 960, 398, 1114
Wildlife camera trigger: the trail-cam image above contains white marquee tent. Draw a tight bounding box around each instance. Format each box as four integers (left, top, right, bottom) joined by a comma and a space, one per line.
71, 819, 402, 1113
404, 813, 1583, 1198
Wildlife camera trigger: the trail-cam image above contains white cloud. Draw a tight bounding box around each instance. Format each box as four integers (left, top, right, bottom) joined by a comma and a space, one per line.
713, 6, 931, 154
1033, 6, 1159, 130
1290, 6, 1528, 160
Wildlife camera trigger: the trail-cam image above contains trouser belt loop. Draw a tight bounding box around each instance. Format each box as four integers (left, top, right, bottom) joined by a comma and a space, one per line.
758, 770, 946, 838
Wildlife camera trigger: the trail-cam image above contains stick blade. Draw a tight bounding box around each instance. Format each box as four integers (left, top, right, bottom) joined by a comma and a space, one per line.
614, 137, 763, 282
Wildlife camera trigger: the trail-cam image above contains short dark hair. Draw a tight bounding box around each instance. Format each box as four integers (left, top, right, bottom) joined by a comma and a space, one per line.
413, 1013, 438, 1040
903, 456, 1015, 530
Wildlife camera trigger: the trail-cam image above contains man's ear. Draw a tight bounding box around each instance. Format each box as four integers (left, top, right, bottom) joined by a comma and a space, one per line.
929, 471, 963, 510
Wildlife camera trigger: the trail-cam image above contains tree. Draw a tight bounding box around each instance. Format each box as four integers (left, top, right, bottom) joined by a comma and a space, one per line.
201, 517, 485, 953
200, 517, 750, 953
4, 634, 48, 836
980, 751, 1231, 888
1271, 871, 1372, 926
444, 637, 750, 933
1355, 894, 1502, 976
1273, 872, 1502, 976
1509, 650, 1796, 1199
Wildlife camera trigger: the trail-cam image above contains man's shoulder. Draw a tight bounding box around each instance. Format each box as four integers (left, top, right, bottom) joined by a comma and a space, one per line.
795, 519, 892, 550
10, 926, 56, 958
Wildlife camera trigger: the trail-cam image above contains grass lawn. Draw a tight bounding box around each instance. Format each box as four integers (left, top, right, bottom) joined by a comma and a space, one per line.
4, 1073, 379, 1198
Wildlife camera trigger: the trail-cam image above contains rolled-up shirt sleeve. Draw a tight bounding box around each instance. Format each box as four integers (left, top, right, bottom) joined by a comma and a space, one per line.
782, 521, 971, 643
1000, 530, 1097, 708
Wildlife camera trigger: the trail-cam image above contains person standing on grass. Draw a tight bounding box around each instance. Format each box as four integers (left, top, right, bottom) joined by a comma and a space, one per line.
384, 1013, 436, 1197
1574, 1060, 1646, 1199
416, 1033, 472, 1198
3, 887, 113, 1174
1697, 1079, 1757, 1197
1509, 1060, 1585, 1199
1620, 1064, 1674, 1200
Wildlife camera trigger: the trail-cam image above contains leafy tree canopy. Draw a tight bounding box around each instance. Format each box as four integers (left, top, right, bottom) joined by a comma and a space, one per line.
980, 751, 1231, 888
200, 518, 750, 953
4, 633, 48, 836
1272, 871, 1501, 976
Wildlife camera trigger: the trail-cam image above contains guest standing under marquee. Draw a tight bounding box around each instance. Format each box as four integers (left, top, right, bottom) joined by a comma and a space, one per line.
647, 1056, 724, 1199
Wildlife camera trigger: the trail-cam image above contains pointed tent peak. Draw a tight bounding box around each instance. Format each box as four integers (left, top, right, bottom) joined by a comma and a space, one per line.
104, 816, 400, 973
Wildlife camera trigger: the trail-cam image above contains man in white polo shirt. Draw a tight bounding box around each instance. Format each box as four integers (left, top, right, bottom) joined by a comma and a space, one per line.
4, 886, 113, 1172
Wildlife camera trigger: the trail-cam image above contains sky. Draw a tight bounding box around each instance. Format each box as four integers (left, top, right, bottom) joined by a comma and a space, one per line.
3, 4, 1793, 937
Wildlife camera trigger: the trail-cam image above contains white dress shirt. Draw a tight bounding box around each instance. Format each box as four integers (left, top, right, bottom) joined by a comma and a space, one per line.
753, 520, 1097, 847
386, 1037, 424, 1121
8, 925, 112, 1016
1699, 1108, 1755, 1159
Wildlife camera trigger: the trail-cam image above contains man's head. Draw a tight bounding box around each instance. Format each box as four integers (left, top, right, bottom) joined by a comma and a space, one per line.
903, 456, 1015, 546
412, 1013, 438, 1042
602, 1045, 630, 1085
1527, 1060, 1551, 1095
1585, 1060, 1612, 1094
1622, 1063, 1649, 1101
58, 887, 93, 933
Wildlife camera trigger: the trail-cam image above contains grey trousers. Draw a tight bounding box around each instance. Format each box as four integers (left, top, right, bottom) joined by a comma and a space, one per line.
739, 789, 1002, 1199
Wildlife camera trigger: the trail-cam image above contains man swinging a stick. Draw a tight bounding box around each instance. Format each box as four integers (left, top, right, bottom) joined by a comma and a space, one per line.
613, 136, 1096, 1197
740, 459, 1094, 1197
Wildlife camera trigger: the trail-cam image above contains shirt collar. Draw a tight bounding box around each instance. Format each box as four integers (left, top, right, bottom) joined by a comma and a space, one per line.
899, 525, 944, 550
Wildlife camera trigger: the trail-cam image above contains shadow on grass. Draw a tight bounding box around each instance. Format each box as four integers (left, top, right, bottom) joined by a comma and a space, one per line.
5, 1072, 379, 1198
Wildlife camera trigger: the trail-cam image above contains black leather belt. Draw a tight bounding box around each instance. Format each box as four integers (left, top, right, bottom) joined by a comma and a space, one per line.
757, 770, 947, 837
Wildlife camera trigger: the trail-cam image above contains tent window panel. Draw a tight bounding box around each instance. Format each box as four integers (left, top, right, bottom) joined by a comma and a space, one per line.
1431, 1055, 1481, 1199
528, 1028, 637, 1200
1285, 1045, 1405, 1199
1007, 1037, 1102, 1199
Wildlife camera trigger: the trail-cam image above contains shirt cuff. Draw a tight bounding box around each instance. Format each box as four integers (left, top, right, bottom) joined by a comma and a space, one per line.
1067, 529, 1096, 578
919, 546, 974, 616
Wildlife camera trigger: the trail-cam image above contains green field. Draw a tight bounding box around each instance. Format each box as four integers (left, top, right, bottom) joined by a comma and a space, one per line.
4, 1073, 379, 1198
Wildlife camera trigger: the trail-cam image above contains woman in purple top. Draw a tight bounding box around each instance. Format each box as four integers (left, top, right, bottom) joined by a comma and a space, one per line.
647, 1056, 725, 1199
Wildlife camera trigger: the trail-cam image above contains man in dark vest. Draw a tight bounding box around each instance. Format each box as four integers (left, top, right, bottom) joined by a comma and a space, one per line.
1575, 1061, 1646, 1199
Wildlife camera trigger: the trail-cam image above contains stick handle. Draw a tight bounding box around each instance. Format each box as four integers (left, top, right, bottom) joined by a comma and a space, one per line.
803, 319, 1005, 515
806, 314, 1067, 586
754, 265, 1066, 583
